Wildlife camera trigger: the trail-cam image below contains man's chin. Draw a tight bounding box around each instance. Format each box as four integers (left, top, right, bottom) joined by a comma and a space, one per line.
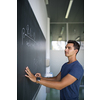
65, 54, 68, 57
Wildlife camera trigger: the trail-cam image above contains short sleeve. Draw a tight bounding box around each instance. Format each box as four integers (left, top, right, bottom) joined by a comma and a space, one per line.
68, 64, 83, 80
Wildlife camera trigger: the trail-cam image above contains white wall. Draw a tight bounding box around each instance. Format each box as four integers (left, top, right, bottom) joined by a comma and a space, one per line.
50, 49, 84, 76
46, 18, 50, 66
50, 50, 68, 76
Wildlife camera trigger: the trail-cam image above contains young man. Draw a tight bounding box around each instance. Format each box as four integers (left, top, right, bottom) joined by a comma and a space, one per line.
25, 40, 84, 100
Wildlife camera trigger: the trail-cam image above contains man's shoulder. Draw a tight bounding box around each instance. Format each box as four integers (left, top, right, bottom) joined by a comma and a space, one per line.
75, 61, 82, 66
73, 61, 84, 71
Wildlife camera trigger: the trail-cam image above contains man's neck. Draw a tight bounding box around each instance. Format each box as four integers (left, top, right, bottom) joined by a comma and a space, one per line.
67, 55, 77, 64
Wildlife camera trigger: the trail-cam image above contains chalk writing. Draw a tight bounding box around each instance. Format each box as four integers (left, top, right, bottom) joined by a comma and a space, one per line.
21, 25, 36, 46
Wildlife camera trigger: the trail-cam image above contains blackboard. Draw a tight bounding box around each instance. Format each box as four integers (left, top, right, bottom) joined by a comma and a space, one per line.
17, 0, 46, 100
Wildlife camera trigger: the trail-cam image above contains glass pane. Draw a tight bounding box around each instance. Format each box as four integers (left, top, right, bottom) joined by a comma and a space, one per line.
50, 23, 84, 50
68, 23, 84, 41
50, 24, 67, 50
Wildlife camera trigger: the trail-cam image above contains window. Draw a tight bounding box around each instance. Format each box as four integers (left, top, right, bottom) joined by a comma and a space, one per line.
51, 41, 66, 50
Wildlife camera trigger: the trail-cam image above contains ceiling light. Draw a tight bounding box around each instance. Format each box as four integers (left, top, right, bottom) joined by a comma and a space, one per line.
65, 0, 73, 19
60, 27, 64, 35
58, 36, 62, 41
76, 36, 80, 41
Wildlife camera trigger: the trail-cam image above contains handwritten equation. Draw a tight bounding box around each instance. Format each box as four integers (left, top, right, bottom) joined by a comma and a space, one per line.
21, 25, 36, 46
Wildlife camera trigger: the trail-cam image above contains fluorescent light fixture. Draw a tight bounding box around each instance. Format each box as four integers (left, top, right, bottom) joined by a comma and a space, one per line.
65, 0, 73, 19
58, 36, 62, 41
60, 27, 64, 35
76, 36, 80, 41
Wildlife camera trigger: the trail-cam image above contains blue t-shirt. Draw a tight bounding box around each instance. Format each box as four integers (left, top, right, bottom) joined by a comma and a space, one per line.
60, 60, 84, 100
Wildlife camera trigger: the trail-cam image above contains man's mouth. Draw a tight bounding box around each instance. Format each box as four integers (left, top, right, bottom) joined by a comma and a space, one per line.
65, 52, 68, 54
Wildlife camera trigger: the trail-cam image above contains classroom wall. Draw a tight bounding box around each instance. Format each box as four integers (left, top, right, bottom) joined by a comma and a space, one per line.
50, 49, 84, 76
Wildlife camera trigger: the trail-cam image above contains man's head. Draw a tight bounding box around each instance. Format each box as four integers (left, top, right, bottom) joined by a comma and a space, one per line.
68, 40, 80, 54
65, 40, 80, 57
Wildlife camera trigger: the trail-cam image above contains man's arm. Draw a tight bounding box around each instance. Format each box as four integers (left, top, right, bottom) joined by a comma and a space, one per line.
37, 74, 77, 90
35, 72, 61, 81
25, 67, 77, 90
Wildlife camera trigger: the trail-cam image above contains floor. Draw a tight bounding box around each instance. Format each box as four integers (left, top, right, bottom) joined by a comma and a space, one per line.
46, 88, 60, 100
46, 76, 84, 100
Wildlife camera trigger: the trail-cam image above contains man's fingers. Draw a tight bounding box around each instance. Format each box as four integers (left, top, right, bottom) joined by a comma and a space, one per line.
26, 66, 31, 74
35, 73, 39, 77
25, 67, 36, 82
35, 73, 41, 77
35, 73, 42, 78
25, 74, 29, 78
25, 69, 29, 75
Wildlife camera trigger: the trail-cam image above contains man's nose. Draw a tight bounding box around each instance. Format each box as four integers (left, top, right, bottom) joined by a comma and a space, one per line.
65, 48, 68, 51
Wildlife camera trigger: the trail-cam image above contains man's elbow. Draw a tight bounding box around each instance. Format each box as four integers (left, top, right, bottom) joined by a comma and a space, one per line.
55, 86, 63, 90
55, 84, 69, 90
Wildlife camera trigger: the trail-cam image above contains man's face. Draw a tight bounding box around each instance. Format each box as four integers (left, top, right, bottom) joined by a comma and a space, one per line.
65, 43, 78, 57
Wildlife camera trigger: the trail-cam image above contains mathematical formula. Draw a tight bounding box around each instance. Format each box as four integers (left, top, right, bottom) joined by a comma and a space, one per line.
21, 25, 36, 46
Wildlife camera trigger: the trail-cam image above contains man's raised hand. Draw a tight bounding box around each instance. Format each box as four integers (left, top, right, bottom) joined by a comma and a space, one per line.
25, 66, 36, 82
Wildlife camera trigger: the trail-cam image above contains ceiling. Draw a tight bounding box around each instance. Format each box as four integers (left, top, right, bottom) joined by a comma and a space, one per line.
45, 0, 84, 41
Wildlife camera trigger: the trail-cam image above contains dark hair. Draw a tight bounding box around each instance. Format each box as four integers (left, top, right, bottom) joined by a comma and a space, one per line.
68, 40, 80, 54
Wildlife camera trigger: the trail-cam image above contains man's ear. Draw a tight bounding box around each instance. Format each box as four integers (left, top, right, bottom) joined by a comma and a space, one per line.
75, 49, 78, 54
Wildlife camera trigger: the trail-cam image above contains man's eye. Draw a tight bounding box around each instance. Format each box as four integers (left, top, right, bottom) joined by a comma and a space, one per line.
68, 47, 71, 49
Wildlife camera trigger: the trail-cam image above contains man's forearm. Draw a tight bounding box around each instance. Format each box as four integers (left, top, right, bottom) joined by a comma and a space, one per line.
36, 78, 62, 90
41, 76, 58, 81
